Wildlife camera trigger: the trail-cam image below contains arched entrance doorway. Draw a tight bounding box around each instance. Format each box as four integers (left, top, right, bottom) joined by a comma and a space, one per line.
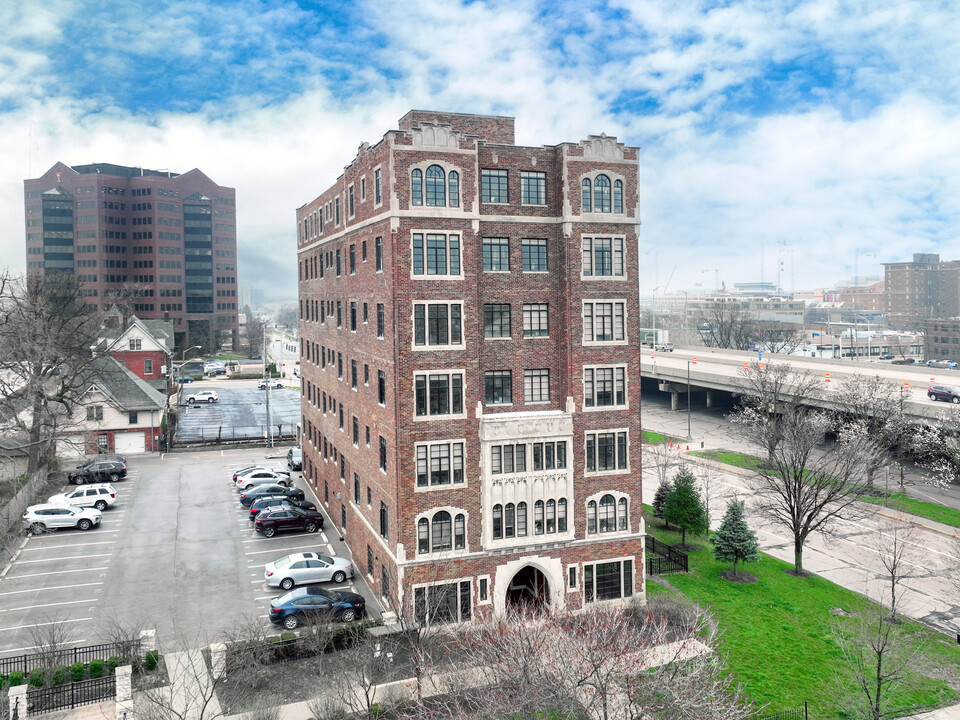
506, 565, 550, 612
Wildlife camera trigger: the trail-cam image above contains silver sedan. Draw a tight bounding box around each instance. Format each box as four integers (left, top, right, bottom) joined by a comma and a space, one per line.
264, 552, 353, 590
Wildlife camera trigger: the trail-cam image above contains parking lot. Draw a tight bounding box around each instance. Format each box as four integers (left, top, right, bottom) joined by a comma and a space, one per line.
0, 448, 378, 656
176, 379, 301, 443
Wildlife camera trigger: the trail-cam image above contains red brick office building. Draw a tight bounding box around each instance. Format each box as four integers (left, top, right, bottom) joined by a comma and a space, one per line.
24, 162, 239, 350
296, 111, 644, 621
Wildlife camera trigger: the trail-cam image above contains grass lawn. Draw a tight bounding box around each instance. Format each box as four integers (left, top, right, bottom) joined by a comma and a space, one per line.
643, 510, 960, 718
688, 448, 766, 472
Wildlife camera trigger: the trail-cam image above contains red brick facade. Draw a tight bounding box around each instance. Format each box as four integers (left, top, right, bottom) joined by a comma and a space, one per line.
110, 350, 167, 382
297, 112, 643, 621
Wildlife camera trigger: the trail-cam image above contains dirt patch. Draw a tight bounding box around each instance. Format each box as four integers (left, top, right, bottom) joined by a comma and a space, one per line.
783, 568, 813, 578
720, 570, 758, 584
829, 607, 860, 618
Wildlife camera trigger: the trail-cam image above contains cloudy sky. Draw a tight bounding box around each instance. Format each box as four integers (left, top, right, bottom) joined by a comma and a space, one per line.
1, 0, 958, 302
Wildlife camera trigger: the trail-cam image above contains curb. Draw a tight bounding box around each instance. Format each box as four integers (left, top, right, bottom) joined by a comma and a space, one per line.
0, 535, 30, 579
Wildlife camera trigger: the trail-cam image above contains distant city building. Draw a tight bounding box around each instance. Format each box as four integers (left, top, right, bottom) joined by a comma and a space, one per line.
883, 253, 960, 330
297, 111, 644, 620
924, 318, 960, 361
23, 162, 239, 350
824, 281, 885, 314
686, 295, 806, 326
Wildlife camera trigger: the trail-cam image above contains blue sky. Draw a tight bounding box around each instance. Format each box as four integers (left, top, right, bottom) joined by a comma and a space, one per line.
1, 0, 959, 301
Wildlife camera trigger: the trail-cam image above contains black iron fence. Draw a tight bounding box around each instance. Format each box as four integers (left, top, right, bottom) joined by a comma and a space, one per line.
27, 675, 116, 714
0, 640, 140, 676
645, 535, 688, 574
756, 704, 808, 720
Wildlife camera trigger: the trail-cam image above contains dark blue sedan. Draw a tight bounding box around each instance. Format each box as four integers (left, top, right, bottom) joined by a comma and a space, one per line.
269, 586, 365, 629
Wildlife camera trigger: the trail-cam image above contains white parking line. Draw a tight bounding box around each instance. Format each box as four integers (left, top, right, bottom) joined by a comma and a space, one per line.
0, 618, 91, 633
0, 640, 88, 655
6, 567, 109, 579
0, 599, 97, 613
22, 541, 115, 551
15, 554, 112, 564
0, 582, 103, 596
244, 544, 319, 556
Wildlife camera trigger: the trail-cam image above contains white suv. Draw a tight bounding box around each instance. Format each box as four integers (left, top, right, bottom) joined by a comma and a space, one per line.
186, 390, 219, 404
23, 504, 102, 533
48, 484, 117, 511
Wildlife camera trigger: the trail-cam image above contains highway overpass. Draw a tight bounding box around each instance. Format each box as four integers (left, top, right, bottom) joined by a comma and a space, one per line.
641, 347, 960, 422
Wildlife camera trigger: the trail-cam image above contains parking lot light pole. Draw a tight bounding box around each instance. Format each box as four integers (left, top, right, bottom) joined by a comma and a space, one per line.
177, 345, 201, 405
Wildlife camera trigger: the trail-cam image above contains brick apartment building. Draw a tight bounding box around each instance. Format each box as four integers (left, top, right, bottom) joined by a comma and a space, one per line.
24, 162, 239, 350
296, 111, 644, 621
883, 253, 960, 330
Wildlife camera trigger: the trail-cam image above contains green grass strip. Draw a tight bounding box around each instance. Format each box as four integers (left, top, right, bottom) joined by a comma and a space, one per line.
644, 516, 960, 718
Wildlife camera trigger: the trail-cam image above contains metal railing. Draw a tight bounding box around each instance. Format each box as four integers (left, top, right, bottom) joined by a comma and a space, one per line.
27, 675, 116, 714
756, 704, 808, 720
0, 640, 140, 675
644, 535, 689, 574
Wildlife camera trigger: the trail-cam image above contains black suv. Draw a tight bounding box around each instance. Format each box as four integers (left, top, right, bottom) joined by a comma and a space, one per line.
927, 384, 960, 403
68, 461, 127, 485
239, 485, 305, 507
255, 506, 325, 537
248, 497, 317, 522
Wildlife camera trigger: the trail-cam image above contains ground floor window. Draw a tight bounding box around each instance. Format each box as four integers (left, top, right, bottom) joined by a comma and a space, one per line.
583, 559, 633, 603
414, 580, 472, 624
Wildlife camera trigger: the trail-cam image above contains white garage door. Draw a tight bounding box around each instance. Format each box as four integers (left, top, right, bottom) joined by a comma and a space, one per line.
114, 431, 146, 454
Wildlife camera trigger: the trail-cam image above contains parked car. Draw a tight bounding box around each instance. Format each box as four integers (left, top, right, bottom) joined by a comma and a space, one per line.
235, 469, 292, 491
239, 485, 305, 507
75, 454, 125, 468
232, 465, 270, 481
185, 390, 219, 404
177, 376, 194, 383
269, 586, 365, 629
258, 379, 284, 390
249, 498, 317, 521
927, 384, 960, 403
878, 353, 894, 360
287, 447, 302, 471
68, 461, 127, 485
48, 484, 117, 511
23, 504, 102, 533
255, 506, 324, 537
264, 552, 353, 590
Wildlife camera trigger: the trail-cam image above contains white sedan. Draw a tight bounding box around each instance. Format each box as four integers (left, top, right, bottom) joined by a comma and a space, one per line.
264, 552, 354, 590
258, 379, 284, 390
23, 504, 102, 533
48, 484, 117, 511
235, 468, 292, 490
186, 390, 219, 404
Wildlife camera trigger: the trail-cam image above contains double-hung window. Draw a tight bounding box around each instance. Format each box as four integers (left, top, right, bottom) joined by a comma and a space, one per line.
523, 369, 550, 403
521, 238, 548, 272
412, 233, 461, 278
585, 431, 629, 473
582, 237, 625, 277
522, 303, 549, 337
415, 371, 465, 418
480, 169, 508, 203
584, 366, 627, 408
416, 441, 466, 487
582, 301, 626, 343
482, 238, 510, 272
484, 370, 512, 405
413, 302, 463, 348
483, 304, 511, 339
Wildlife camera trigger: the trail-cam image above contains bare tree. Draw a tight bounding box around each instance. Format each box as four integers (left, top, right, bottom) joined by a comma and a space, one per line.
735, 401, 877, 574
832, 607, 922, 720
243, 315, 268, 359
0, 272, 103, 474
326, 626, 404, 719
757, 321, 806, 355
103, 281, 150, 329
645, 439, 682, 486
832, 374, 912, 490
869, 521, 921, 620
27, 613, 79, 670
697, 299, 762, 350
910, 404, 960, 488
136, 643, 227, 720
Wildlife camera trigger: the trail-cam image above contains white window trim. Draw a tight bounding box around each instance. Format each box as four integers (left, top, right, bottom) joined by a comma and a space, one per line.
411, 300, 466, 351
414, 507, 470, 558
476, 574, 492, 605
584, 428, 631, 476
347, 183, 356, 219
581, 299, 629, 346
523, 369, 551, 405
408, 160, 463, 210
580, 235, 627, 281
567, 564, 579, 593
410, 230, 463, 281
582, 364, 629, 412
414, 438, 468, 492
580, 171, 628, 216
373, 165, 383, 209
413, 369, 467, 421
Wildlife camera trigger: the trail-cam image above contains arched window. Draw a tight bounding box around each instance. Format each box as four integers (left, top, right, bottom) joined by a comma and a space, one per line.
426, 165, 446, 206
613, 180, 623, 213
432, 511, 452, 552
587, 500, 597, 534
557, 498, 567, 533
517, 502, 527, 537
595, 175, 611, 213
493, 504, 503, 539
546, 499, 556, 533
618, 497, 628, 531
418, 518, 429, 553
505, 503, 516, 538
454, 513, 465, 549
449, 171, 460, 207
534, 500, 545, 535
411, 169, 423, 206
581, 178, 592, 212
598, 494, 616, 533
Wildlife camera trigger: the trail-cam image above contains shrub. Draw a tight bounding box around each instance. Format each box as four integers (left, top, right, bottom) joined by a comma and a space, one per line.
143, 650, 159, 671
70, 662, 85, 682
280, 632, 297, 642
52, 666, 68, 684
8, 671, 25, 687
88, 659, 104, 679
28, 668, 45, 688
107, 656, 120, 675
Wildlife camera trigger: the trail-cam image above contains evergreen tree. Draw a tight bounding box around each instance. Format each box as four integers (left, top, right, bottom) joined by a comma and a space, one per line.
663, 466, 709, 545
712, 499, 761, 575
652, 478, 673, 525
